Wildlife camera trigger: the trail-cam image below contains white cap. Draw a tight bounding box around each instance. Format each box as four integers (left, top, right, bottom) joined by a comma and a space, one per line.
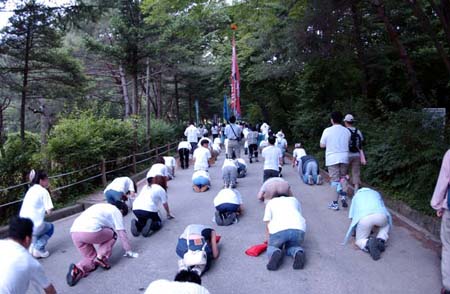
276, 131, 284, 138
344, 114, 355, 122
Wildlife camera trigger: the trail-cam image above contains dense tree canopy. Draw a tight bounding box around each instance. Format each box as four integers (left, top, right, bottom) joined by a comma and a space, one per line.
0, 0, 449, 213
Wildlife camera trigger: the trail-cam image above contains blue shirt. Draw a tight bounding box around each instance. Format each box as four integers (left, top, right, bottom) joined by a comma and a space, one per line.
343, 188, 392, 244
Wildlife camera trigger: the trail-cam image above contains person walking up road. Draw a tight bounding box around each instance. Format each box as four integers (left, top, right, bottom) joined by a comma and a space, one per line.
343, 114, 364, 192
431, 150, 450, 294
185, 122, 200, 153
320, 111, 351, 210
224, 116, 242, 159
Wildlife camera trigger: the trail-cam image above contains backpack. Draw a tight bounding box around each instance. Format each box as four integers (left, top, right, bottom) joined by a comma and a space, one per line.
348, 128, 362, 153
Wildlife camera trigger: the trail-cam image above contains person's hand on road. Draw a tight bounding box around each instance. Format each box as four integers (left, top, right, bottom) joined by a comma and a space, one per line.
124, 251, 139, 258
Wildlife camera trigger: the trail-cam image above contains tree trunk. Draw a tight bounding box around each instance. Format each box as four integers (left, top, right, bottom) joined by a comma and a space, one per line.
20, 19, 32, 143
372, 0, 425, 100
38, 98, 50, 168
157, 72, 162, 119
131, 73, 139, 115
351, 3, 369, 99
0, 97, 10, 158
408, 0, 450, 76
174, 74, 180, 122
146, 58, 151, 141
188, 92, 193, 123
428, 0, 450, 47
119, 64, 130, 118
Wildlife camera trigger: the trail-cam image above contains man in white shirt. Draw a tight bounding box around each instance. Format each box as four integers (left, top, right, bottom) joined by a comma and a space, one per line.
184, 122, 200, 153
262, 136, 282, 182
320, 111, 351, 210
193, 139, 212, 171
275, 131, 288, 165
263, 195, 306, 271
224, 116, 242, 159
214, 188, 243, 226
211, 123, 219, 140
0, 216, 56, 294
178, 140, 192, 169
164, 156, 176, 179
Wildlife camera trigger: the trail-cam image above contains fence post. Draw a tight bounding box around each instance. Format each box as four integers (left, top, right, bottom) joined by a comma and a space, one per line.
101, 158, 107, 187
132, 152, 137, 174
167, 143, 170, 154
155, 146, 159, 159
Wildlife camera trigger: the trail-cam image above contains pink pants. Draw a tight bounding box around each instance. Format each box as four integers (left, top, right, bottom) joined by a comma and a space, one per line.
71, 229, 116, 276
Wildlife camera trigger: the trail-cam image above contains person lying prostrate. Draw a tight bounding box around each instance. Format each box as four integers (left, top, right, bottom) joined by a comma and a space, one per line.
192, 170, 211, 193
145, 270, 210, 294
214, 188, 243, 226
257, 177, 293, 202
104, 176, 136, 204
147, 157, 169, 182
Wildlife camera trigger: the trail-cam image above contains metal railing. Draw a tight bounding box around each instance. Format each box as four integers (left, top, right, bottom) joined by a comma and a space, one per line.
0, 141, 179, 212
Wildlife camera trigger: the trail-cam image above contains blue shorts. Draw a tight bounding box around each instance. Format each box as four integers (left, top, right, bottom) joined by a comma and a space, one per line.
192, 176, 210, 187
216, 203, 240, 213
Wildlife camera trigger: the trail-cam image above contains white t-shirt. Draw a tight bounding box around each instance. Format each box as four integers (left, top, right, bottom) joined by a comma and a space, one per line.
19, 184, 54, 233
320, 124, 351, 166
0, 240, 51, 294
178, 141, 192, 150
133, 184, 167, 212
262, 145, 282, 171
104, 177, 134, 194
184, 125, 199, 143
236, 158, 246, 167
193, 147, 211, 171
211, 125, 219, 135
263, 197, 306, 234
145, 279, 210, 294
213, 138, 221, 145
147, 163, 169, 178
260, 123, 270, 135
275, 137, 287, 150
70, 203, 125, 233
222, 158, 237, 169
259, 140, 269, 149
293, 148, 307, 161
164, 156, 176, 168
192, 170, 210, 181
213, 189, 243, 206
198, 137, 212, 148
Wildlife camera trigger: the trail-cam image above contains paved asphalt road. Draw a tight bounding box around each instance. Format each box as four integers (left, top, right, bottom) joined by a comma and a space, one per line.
31, 151, 442, 294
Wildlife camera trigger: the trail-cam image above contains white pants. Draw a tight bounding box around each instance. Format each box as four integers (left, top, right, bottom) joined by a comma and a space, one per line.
355, 213, 390, 250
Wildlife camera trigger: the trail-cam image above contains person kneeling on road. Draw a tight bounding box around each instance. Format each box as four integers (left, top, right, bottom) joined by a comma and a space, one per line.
343, 188, 392, 261
192, 170, 211, 193
145, 270, 210, 294
131, 175, 174, 237
236, 158, 247, 178
298, 155, 323, 185
66, 202, 138, 287
257, 177, 293, 202
176, 224, 219, 276
264, 193, 306, 271
214, 188, 243, 226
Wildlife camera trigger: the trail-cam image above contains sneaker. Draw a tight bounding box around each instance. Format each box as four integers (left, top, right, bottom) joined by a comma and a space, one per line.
341, 196, 348, 208
366, 237, 381, 261
376, 238, 386, 252
255, 158, 259, 162
94, 256, 111, 270
328, 201, 339, 211
32, 248, 50, 259
316, 175, 323, 185
66, 263, 82, 287
141, 219, 153, 238
267, 249, 282, 271
293, 250, 305, 270
307, 175, 314, 185
215, 211, 225, 226
130, 219, 140, 237
249, 159, 253, 163
193, 185, 201, 192
222, 212, 237, 226
191, 266, 203, 276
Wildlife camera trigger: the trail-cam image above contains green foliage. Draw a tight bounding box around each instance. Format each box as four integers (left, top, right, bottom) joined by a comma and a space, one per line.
48, 112, 135, 168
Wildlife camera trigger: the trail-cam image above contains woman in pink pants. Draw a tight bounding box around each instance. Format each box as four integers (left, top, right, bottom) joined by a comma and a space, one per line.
66, 202, 138, 286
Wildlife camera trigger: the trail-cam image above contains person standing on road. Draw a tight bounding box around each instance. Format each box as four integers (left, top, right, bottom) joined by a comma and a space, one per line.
247, 125, 259, 163
0, 216, 57, 294
343, 188, 392, 261
178, 140, 192, 170
211, 123, 219, 140
66, 202, 138, 287
19, 170, 54, 259
431, 150, 450, 294
131, 175, 174, 237
264, 194, 306, 271
184, 122, 200, 153
320, 111, 351, 211
224, 116, 242, 159
262, 136, 283, 182
104, 176, 136, 205
275, 131, 288, 165
343, 114, 364, 192
176, 224, 219, 276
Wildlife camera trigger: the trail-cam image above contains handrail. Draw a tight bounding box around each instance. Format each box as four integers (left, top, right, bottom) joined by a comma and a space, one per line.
0, 140, 179, 209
